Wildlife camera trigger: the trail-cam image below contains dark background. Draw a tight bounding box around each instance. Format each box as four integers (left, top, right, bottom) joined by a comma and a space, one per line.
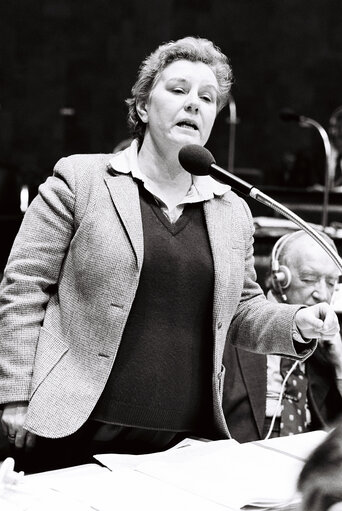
1, 0, 342, 188
0, 0, 342, 272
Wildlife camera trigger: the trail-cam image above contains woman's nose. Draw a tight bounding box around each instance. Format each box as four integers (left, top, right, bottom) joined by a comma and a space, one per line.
184, 96, 199, 113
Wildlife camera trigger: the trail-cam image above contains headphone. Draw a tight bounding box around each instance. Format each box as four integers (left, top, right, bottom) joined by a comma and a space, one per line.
270, 231, 303, 302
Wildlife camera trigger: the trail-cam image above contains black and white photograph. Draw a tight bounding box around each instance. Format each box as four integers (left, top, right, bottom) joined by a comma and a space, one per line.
1, 1, 342, 509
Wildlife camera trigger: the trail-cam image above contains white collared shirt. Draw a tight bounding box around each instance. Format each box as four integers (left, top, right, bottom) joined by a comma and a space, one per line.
265, 291, 311, 424
108, 140, 229, 222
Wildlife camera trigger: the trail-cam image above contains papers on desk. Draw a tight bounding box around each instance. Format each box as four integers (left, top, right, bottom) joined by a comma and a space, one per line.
95, 431, 327, 510
24, 462, 226, 511
0, 465, 99, 511
24, 461, 227, 511
252, 429, 328, 461
20, 431, 327, 511
135, 440, 302, 509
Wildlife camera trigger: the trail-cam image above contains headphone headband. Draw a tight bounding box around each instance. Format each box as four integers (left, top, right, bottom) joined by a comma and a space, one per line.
271, 231, 302, 270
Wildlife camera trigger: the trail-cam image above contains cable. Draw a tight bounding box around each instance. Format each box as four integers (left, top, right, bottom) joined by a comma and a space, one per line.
263, 359, 300, 440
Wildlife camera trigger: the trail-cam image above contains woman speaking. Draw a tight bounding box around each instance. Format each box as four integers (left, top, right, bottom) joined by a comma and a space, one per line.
0, 36, 337, 472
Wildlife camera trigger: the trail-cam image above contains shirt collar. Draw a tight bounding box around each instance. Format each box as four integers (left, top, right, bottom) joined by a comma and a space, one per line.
108, 139, 230, 202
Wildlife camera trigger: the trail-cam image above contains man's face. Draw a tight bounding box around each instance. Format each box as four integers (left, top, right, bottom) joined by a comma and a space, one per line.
284, 239, 340, 306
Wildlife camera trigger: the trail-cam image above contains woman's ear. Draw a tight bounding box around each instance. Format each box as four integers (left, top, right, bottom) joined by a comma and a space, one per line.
136, 99, 148, 124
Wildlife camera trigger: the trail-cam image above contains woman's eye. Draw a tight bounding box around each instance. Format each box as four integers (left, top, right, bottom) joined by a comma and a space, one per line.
173, 88, 185, 94
201, 95, 212, 102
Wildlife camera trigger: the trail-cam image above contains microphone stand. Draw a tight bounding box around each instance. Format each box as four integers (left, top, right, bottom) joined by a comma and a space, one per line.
207, 161, 342, 272
281, 111, 333, 229
249, 185, 342, 273
179, 143, 342, 273
227, 94, 237, 172
299, 116, 332, 229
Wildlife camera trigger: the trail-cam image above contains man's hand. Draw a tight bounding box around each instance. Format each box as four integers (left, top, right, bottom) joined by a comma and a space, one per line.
295, 302, 340, 341
0, 402, 36, 449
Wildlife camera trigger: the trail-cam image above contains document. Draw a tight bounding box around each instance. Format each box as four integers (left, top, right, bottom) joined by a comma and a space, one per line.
19, 431, 326, 510
252, 429, 328, 460
95, 431, 327, 510
25, 462, 228, 511
132, 440, 303, 509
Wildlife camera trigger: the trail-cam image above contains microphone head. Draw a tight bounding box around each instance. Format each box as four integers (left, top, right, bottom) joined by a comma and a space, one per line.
178, 144, 215, 176
279, 108, 302, 123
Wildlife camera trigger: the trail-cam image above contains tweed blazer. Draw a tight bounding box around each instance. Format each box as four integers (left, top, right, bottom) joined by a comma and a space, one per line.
0, 152, 314, 439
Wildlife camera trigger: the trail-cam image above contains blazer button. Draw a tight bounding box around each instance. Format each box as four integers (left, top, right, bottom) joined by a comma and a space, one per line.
217, 322, 222, 330
98, 352, 110, 358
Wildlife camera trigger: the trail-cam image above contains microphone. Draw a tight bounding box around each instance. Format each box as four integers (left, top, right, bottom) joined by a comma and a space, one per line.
279, 108, 306, 124
178, 144, 342, 273
178, 144, 254, 196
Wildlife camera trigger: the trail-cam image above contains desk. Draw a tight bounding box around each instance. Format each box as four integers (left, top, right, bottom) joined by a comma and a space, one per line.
0, 431, 327, 511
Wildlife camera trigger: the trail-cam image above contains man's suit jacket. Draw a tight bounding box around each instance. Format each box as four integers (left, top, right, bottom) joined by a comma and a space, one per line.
222, 342, 342, 443
0, 151, 313, 439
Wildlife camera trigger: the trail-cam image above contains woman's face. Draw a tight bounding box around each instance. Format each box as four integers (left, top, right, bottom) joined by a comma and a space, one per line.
139, 59, 219, 153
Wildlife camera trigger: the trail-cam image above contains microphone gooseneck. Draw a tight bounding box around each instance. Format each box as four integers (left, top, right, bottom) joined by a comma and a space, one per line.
279, 109, 304, 123
178, 144, 342, 273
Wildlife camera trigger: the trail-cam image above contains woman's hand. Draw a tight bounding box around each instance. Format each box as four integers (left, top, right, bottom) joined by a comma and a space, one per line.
1, 402, 36, 449
295, 303, 340, 341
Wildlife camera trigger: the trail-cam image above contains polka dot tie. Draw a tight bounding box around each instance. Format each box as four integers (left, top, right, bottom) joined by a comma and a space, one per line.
279, 357, 309, 436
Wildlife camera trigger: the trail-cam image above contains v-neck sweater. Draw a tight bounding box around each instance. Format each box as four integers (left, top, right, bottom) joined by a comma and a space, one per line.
91, 188, 215, 435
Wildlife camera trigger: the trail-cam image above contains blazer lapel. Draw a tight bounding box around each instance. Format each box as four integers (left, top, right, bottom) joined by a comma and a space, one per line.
306, 352, 331, 427
105, 174, 144, 270
237, 349, 267, 438
204, 196, 232, 329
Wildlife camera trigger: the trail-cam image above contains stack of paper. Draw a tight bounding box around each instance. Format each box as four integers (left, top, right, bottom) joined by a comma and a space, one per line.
25, 462, 227, 511
95, 430, 327, 510
20, 430, 327, 511
130, 439, 302, 509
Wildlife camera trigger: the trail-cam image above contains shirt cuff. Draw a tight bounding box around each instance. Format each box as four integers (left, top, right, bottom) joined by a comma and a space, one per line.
292, 323, 308, 343
292, 322, 317, 360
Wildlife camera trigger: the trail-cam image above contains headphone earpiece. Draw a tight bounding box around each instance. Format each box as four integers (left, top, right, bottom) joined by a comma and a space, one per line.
270, 231, 301, 301
273, 264, 292, 289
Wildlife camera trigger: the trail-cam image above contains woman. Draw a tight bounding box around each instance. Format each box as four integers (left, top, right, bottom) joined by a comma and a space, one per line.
0, 36, 338, 472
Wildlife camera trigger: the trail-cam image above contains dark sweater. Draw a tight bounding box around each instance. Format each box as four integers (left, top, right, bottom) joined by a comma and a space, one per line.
92, 189, 214, 436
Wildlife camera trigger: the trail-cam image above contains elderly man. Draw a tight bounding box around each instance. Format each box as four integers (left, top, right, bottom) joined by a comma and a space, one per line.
223, 230, 342, 442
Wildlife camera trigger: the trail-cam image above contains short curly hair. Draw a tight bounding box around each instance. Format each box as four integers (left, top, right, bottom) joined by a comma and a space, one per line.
125, 36, 233, 145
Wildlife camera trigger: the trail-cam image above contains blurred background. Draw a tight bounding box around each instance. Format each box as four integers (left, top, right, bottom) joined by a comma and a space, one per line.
1, 0, 342, 284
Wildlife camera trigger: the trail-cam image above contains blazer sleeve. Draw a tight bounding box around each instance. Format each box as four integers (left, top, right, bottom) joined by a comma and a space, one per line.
227, 198, 316, 360
0, 158, 77, 403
